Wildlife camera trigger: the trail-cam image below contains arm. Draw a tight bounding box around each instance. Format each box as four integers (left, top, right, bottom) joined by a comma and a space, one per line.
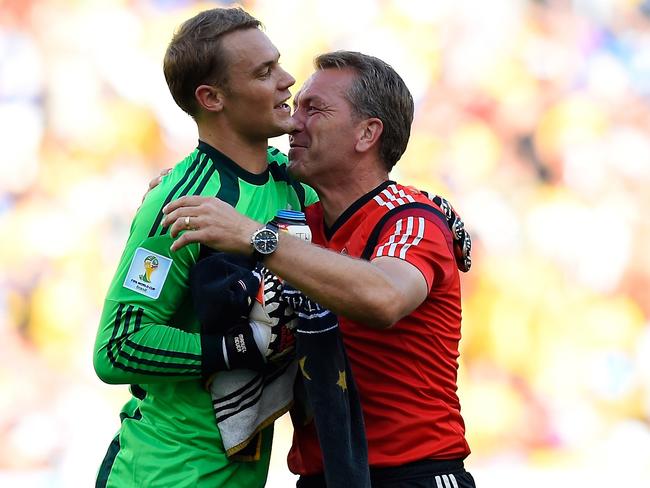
93, 233, 273, 384
94, 179, 244, 385
93, 229, 206, 384
263, 235, 427, 328
162, 197, 431, 328
97, 149, 307, 385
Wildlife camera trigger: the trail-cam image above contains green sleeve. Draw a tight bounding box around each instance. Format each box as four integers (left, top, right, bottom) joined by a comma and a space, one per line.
93, 180, 207, 385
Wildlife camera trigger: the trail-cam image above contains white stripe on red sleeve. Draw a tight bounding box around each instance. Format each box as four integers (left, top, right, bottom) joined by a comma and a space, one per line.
376, 219, 403, 257
399, 217, 425, 259
374, 216, 426, 260
389, 216, 414, 256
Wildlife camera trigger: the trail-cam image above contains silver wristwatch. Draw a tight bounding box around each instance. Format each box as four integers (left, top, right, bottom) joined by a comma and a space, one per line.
251, 222, 279, 260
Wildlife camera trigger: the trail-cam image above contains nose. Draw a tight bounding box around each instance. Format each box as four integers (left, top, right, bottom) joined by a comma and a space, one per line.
278, 65, 296, 91
290, 110, 305, 135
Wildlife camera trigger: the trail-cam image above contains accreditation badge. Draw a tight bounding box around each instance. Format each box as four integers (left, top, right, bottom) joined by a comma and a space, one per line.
123, 247, 172, 299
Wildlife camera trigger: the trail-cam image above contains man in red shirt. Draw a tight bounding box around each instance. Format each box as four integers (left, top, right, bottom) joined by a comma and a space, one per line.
163, 51, 475, 488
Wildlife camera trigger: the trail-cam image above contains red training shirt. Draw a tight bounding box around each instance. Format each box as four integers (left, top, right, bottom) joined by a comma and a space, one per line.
288, 181, 471, 474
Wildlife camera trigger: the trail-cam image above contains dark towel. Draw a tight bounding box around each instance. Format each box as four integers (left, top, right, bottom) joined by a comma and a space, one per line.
283, 286, 371, 488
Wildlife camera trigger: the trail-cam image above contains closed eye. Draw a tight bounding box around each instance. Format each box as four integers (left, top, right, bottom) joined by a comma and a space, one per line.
258, 66, 273, 79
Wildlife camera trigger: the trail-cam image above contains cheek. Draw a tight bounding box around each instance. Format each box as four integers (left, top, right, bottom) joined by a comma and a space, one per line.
254, 82, 276, 105
236, 84, 274, 110
245, 93, 271, 111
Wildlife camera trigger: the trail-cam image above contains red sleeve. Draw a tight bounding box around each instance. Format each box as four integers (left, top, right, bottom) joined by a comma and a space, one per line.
370, 211, 456, 290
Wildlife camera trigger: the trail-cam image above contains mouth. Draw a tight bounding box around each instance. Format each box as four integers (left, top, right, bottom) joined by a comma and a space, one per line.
274, 97, 292, 112
288, 144, 307, 163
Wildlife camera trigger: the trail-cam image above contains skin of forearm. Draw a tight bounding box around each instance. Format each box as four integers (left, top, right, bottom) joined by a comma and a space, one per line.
264, 233, 406, 328
162, 196, 419, 327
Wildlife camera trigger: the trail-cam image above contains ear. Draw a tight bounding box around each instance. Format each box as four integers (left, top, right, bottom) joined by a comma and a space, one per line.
355, 118, 383, 154
195, 84, 225, 113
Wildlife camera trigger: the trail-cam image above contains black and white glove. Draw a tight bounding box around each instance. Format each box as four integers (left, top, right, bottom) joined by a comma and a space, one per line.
203, 265, 297, 374
249, 267, 297, 365
190, 252, 262, 335
191, 253, 298, 382
212, 266, 298, 371
428, 194, 472, 272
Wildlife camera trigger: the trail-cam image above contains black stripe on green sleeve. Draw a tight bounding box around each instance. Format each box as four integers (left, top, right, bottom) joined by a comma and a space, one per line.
124, 339, 203, 361
192, 161, 218, 196
160, 155, 209, 236
108, 305, 202, 376
149, 153, 202, 237
106, 303, 125, 370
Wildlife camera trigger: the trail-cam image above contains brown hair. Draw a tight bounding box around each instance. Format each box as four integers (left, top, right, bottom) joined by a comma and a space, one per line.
314, 51, 414, 172
163, 7, 261, 117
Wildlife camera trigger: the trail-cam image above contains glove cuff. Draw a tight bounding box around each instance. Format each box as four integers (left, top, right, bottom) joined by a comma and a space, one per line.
201, 333, 229, 382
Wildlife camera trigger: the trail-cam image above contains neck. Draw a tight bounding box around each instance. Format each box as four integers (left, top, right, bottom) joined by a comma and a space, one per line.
314, 159, 389, 228
198, 123, 269, 174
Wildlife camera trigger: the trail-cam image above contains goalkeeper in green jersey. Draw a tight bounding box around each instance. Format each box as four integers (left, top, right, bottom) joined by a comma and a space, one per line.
93, 8, 317, 488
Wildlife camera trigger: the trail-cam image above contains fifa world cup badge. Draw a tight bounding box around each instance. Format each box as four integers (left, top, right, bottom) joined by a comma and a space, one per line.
123, 247, 173, 299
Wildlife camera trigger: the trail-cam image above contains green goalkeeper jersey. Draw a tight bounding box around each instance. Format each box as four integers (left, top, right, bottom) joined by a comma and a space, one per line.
94, 141, 317, 488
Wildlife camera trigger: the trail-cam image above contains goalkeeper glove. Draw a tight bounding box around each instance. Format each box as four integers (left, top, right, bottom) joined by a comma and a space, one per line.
249, 267, 297, 365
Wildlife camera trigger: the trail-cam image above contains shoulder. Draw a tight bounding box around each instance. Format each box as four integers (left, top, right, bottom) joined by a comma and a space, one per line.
372, 182, 438, 209
366, 183, 446, 224
137, 151, 204, 237
358, 183, 453, 259
382, 183, 472, 272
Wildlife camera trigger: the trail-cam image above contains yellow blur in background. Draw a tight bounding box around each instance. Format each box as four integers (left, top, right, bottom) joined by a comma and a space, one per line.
1, 0, 649, 486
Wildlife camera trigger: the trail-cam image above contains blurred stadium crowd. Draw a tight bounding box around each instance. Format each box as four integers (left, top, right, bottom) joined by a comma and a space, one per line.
1, 0, 649, 486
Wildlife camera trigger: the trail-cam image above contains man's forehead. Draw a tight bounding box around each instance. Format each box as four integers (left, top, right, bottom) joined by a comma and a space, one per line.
223, 29, 279, 69
294, 69, 351, 104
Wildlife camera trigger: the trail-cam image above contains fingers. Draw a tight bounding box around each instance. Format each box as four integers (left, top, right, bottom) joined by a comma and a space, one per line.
162, 198, 212, 235
142, 168, 172, 204
147, 168, 172, 190
170, 228, 204, 252
162, 196, 258, 255
167, 212, 208, 238
163, 195, 210, 215
148, 178, 160, 191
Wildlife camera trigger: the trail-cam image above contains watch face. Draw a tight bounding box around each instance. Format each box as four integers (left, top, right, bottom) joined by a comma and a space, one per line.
253, 229, 278, 254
